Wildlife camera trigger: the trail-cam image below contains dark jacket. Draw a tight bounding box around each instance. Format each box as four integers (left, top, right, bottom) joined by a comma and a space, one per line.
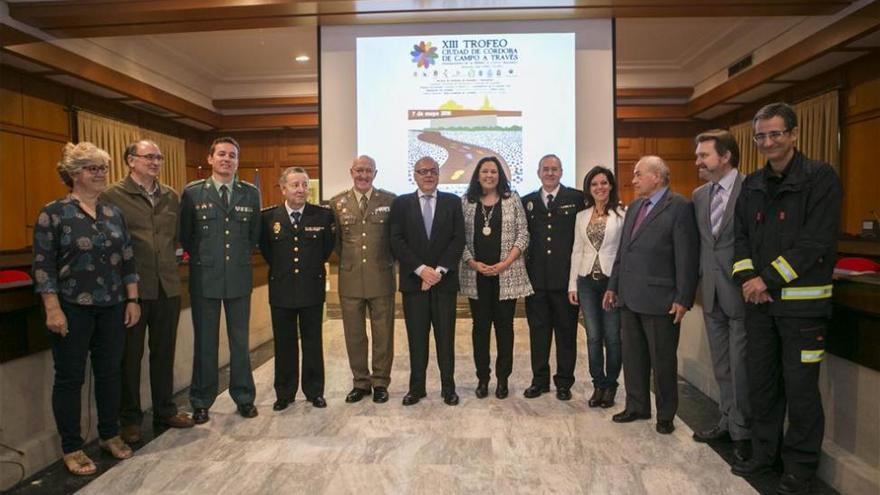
521, 185, 585, 291
102, 175, 181, 299
389, 190, 465, 293
608, 189, 699, 316
259, 203, 335, 308
179, 178, 261, 299
732, 150, 842, 317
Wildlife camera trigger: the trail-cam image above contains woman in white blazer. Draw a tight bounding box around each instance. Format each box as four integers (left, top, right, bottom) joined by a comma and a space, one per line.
568, 166, 625, 408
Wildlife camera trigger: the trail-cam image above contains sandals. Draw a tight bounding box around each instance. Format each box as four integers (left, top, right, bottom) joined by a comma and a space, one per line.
98, 435, 133, 460
63, 450, 97, 476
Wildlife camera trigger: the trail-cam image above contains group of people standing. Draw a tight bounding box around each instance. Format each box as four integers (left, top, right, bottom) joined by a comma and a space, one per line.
34, 102, 840, 495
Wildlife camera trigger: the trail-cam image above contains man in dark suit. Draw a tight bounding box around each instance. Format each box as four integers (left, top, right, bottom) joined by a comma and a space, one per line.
389, 156, 465, 406
603, 155, 699, 434
259, 167, 335, 410
180, 136, 261, 423
521, 154, 584, 400
691, 130, 751, 461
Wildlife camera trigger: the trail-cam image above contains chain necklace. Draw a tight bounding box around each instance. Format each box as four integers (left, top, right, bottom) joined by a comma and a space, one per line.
481, 202, 497, 236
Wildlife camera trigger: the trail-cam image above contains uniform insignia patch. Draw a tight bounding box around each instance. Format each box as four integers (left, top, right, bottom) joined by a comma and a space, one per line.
273, 222, 281, 234
527, 201, 533, 211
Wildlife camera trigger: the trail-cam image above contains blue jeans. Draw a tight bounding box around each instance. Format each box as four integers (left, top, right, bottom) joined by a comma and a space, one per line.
577, 275, 621, 389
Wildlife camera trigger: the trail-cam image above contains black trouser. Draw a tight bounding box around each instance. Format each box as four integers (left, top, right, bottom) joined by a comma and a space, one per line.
51, 301, 125, 453
525, 289, 578, 389
270, 303, 325, 401
469, 275, 517, 382
620, 308, 680, 422
402, 289, 457, 395
746, 307, 826, 479
120, 290, 181, 425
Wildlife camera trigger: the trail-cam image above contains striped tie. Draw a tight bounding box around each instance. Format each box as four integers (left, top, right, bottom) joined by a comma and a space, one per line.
710, 183, 725, 238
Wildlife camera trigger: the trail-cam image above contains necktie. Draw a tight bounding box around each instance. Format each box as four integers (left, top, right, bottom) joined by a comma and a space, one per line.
546, 193, 555, 209
219, 184, 229, 209
632, 199, 652, 233
422, 194, 434, 238
359, 195, 368, 215
710, 183, 725, 238
291, 211, 301, 228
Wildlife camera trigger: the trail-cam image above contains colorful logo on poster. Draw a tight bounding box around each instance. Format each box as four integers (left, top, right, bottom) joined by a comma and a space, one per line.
410, 41, 438, 68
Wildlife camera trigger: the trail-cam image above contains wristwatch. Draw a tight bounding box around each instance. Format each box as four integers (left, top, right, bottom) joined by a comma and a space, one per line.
125, 297, 141, 305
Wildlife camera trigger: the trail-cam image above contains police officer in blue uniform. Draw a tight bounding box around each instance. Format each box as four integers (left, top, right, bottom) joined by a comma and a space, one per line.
180, 137, 261, 423
259, 167, 335, 410
521, 154, 585, 400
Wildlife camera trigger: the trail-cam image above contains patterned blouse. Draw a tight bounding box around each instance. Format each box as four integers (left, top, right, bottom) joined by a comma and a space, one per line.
586, 216, 606, 274
32, 195, 138, 306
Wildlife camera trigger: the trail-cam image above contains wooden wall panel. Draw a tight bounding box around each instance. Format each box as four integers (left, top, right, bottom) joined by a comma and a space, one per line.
0, 73, 23, 126
615, 136, 705, 205
24, 137, 68, 235
841, 116, 880, 235
0, 132, 27, 250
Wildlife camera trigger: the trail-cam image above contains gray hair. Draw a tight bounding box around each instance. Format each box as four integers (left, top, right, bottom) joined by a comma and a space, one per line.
538, 154, 562, 168
352, 155, 376, 169
279, 166, 310, 185
57, 142, 111, 188
414, 156, 438, 169
638, 155, 670, 185
123, 139, 160, 166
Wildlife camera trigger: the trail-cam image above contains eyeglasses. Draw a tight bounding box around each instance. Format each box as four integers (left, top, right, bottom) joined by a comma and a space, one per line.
351, 167, 375, 175
81, 165, 109, 175
414, 168, 439, 176
753, 129, 790, 143
132, 153, 165, 162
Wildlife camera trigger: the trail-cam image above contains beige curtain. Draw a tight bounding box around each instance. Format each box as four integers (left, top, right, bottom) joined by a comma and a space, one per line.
729, 91, 839, 175
77, 111, 187, 193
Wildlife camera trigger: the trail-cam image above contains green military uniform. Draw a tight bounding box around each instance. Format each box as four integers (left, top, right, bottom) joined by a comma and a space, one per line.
180, 177, 261, 410
330, 187, 397, 390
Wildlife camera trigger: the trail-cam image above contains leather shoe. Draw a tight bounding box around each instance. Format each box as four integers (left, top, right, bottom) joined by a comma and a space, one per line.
372, 386, 389, 403
442, 391, 460, 406
587, 388, 604, 407
475, 381, 489, 399
599, 386, 617, 408
656, 420, 675, 434
237, 403, 258, 418
556, 388, 572, 401
309, 396, 327, 408
345, 387, 371, 403
192, 408, 210, 424
692, 425, 731, 443
495, 380, 509, 399
523, 384, 549, 398
733, 439, 752, 463
154, 412, 195, 428
273, 397, 294, 411
612, 410, 651, 423
731, 457, 777, 477
402, 391, 426, 406
120, 424, 141, 444
777, 473, 811, 495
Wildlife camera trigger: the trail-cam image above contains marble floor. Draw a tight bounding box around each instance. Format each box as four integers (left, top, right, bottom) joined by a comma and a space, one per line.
71, 317, 755, 495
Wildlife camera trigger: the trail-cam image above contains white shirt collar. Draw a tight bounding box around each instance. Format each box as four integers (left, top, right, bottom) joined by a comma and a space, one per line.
284, 202, 305, 217
716, 168, 738, 191
541, 185, 561, 204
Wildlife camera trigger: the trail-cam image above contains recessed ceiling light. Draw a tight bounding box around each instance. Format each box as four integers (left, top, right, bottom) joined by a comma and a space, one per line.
295, 55, 310, 62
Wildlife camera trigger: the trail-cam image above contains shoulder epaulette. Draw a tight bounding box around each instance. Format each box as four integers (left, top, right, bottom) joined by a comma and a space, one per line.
261, 204, 278, 212
185, 179, 206, 189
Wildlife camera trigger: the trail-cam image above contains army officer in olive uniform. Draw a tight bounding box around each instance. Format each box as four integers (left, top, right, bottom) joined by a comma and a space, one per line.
180, 137, 261, 423
521, 154, 585, 401
330, 155, 397, 404
260, 167, 335, 410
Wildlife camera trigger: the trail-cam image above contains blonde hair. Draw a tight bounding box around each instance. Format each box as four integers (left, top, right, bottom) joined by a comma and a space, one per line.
56, 142, 111, 188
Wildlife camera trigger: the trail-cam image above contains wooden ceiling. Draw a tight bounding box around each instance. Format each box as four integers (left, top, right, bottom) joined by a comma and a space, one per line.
2, 0, 878, 129
7, 1, 857, 38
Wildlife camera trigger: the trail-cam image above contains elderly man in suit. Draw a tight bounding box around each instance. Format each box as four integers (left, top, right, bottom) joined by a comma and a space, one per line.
603, 155, 699, 434
330, 156, 397, 404
389, 156, 465, 406
259, 167, 335, 410
691, 130, 751, 461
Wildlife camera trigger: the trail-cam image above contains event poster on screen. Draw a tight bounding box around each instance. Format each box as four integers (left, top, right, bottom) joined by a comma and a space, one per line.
356, 33, 575, 195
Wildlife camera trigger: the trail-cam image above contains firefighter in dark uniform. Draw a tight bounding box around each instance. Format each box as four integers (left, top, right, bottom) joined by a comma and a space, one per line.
259, 167, 335, 410
180, 137, 261, 423
521, 154, 585, 401
730, 103, 842, 495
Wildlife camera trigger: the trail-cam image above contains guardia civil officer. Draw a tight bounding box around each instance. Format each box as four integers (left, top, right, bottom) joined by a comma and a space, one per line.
180, 136, 261, 423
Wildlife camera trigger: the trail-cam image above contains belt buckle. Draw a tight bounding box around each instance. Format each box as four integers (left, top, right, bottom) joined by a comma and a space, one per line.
591, 272, 604, 281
